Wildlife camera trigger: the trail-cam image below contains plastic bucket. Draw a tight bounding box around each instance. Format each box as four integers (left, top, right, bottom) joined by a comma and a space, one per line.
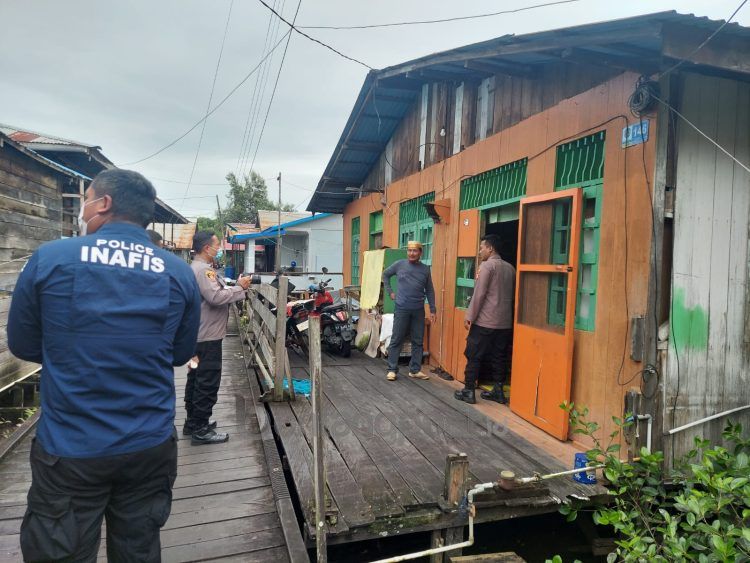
573, 452, 597, 484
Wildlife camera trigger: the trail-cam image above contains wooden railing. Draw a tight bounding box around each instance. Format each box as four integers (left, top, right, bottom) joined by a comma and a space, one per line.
241, 276, 296, 402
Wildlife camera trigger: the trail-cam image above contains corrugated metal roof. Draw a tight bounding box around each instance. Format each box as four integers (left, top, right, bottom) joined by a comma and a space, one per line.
257, 210, 312, 230
308, 11, 750, 213
0, 124, 99, 149
230, 213, 333, 243
148, 222, 197, 250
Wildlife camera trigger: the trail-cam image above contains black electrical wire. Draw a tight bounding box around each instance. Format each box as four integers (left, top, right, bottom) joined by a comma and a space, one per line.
659, 0, 748, 79
298, 0, 582, 30
238, 0, 288, 180
255, 0, 373, 69
247, 0, 302, 177
120, 30, 291, 167
181, 0, 235, 211
235, 0, 280, 177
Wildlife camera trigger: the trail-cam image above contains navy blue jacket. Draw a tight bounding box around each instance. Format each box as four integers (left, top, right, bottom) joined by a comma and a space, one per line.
8, 222, 201, 458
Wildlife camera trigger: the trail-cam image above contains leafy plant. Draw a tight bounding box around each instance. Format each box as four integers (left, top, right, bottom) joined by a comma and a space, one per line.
558, 403, 750, 562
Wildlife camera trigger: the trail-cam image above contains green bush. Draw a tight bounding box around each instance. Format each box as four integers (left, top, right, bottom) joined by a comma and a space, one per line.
557, 403, 750, 562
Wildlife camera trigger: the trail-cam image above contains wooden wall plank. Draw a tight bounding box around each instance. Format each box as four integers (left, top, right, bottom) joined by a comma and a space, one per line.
724, 81, 750, 398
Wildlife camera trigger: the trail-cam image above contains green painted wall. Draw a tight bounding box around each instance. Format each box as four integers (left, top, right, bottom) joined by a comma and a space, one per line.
670, 287, 709, 352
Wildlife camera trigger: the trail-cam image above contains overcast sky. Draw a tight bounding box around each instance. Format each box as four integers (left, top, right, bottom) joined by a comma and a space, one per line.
1, 1, 747, 219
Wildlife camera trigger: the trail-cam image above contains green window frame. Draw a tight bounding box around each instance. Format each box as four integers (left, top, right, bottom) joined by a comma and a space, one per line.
369, 210, 383, 249
550, 131, 606, 331
455, 258, 476, 309
547, 200, 572, 326
399, 192, 435, 265
460, 158, 527, 210
351, 217, 361, 285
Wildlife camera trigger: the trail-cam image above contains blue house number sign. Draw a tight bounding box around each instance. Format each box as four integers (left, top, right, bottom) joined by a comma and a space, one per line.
622, 119, 649, 148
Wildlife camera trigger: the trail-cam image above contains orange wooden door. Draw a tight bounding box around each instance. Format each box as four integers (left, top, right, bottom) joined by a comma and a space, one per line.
452, 309, 469, 383
454, 208, 480, 381
509, 188, 581, 440
457, 209, 480, 257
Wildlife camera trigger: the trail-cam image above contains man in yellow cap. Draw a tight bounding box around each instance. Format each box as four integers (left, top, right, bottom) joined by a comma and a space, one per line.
382, 240, 436, 381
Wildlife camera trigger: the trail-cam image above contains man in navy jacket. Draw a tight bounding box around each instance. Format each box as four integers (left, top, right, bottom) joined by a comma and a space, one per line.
8, 169, 200, 562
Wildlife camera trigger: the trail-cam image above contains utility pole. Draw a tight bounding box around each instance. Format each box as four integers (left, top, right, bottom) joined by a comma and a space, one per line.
215, 194, 223, 236
276, 172, 282, 273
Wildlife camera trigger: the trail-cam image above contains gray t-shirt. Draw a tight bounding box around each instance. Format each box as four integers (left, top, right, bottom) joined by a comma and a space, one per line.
382, 259, 436, 313
191, 259, 246, 342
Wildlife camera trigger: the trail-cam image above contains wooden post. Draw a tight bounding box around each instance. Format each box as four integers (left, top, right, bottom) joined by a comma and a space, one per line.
432, 453, 470, 563
273, 276, 289, 401
309, 315, 327, 562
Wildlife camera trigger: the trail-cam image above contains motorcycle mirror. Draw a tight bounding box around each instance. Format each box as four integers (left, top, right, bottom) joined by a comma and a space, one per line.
322, 267, 328, 274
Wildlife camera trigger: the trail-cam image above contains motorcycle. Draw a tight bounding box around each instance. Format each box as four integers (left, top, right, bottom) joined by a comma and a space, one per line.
285, 279, 354, 357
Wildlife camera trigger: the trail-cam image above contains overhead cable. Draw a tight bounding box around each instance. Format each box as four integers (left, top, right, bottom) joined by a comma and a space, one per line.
120, 29, 291, 166
239, 0, 287, 179
654, 94, 750, 174
236, 0, 284, 179
659, 0, 748, 78
299, 0, 581, 30
247, 0, 303, 176
255, 0, 373, 69
181, 0, 235, 210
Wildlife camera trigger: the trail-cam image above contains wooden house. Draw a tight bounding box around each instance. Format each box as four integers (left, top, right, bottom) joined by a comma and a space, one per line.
0, 125, 190, 227
1, 125, 190, 395
0, 132, 85, 393
307, 12, 750, 459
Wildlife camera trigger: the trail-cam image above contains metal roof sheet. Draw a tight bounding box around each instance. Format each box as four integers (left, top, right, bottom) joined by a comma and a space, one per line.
230, 213, 333, 243
257, 210, 312, 230
148, 222, 197, 250
0, 124, 98, 149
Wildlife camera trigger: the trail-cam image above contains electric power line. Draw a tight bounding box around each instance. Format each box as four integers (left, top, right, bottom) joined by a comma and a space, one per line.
298, 0, 581, 30
247, 0, 303, 175
255, 0, 373, 69
235, 0, 284, 179
654, 94, 750, 174
181, 0, 235, 211
238, 0, 288, 180
150, 177, 228, 186
120, 29, 291, 166
659, 0, 748, 78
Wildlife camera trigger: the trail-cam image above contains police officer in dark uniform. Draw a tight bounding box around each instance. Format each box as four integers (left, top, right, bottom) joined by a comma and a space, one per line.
184, 231, 250, 444
8, 169, 201, 562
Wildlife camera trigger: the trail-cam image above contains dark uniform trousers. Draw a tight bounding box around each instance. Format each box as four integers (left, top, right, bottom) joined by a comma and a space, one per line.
21, 431, 177, 562
464, 325, 512, 389
185, 339, 223, 429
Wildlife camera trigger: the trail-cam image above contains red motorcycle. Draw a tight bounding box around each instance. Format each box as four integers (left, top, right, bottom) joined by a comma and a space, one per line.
286, 280, 354, 357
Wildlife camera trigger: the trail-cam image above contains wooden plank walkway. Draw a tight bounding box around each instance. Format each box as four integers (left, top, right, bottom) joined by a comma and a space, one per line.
271, 350, 608, 546
0, 319, 307, 562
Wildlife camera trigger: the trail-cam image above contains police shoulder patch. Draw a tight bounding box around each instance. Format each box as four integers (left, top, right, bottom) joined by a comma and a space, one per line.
206, 270, 216, 280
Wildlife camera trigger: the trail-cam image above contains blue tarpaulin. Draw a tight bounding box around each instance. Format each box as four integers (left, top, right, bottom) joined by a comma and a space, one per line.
283, 378, 311, 397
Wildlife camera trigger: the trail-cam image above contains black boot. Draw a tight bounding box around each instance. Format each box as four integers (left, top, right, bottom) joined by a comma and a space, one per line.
191, 425, 229, 445
453, 388, 476, 404
480, 386, 507, 404
182, 419, 217, 436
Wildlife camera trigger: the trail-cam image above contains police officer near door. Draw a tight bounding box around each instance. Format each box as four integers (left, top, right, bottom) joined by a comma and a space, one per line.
185, 231, 251, 445
454, 234, 515, 405
8, 169, 201, 561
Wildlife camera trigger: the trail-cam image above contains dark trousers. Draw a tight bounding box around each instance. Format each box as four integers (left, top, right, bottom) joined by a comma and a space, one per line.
21, 432, 177, 563
185, 339, 223, 428
387, 308, 425, 374
463, 325, 512, 389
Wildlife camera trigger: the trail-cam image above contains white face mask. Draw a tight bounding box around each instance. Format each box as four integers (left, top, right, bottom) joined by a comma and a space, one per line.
77, 197, 104, 236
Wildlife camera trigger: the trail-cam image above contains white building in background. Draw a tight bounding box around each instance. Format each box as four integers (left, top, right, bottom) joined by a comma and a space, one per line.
230, 211, 344, 292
